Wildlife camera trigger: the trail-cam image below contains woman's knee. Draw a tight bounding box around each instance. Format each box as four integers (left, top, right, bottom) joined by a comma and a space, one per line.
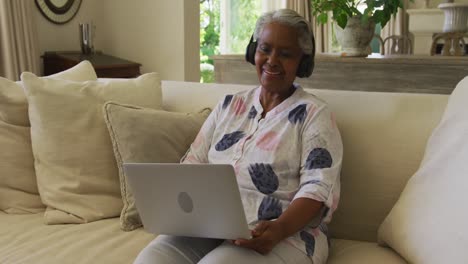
198, 241, 311, 264
198, 241, 265, 264
133, 235, 222, 264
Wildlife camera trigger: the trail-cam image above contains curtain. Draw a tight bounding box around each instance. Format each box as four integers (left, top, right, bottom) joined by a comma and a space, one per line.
311, 15, 331, 53
380, 0, 411, 54
0, 0, 40, 81
265, 0, 330, 53
285, 0, 310, 20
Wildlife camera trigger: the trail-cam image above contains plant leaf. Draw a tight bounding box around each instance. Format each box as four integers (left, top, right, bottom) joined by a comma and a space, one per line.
318, 13, 328, 24
373, 10, 385, 25
336, 13, 348, 29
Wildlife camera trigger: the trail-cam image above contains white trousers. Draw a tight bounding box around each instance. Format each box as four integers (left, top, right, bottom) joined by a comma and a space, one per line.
134, 235, 312, 264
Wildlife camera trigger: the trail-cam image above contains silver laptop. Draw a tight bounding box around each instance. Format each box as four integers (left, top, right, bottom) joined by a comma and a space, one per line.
123, 163, 251, 240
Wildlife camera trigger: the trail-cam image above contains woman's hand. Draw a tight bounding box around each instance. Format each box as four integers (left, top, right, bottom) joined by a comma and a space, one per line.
233, 198, 324, 255
233, 220, 286, 255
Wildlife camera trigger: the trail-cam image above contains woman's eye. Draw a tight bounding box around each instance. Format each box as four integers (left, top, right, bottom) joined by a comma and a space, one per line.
258, 46, 270, 53
280, 51, 292, 57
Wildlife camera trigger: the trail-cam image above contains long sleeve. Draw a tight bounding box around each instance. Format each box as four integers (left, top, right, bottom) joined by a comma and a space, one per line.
293, 105, 343, 224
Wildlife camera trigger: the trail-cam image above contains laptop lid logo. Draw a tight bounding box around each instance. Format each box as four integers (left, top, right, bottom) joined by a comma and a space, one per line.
178, 192, 194, 213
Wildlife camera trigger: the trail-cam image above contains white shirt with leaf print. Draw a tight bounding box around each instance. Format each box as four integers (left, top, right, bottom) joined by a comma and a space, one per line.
182, 84, 343, 264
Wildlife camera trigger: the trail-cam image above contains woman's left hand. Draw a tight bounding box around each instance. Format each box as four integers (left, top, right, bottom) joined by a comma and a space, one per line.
234, 220, 285, 255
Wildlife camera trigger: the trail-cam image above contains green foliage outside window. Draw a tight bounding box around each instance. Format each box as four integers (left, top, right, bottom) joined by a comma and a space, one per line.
200, 0, 219, 83
226, 0, 260, 54
200, 0, 220, 65
199, 0, 260, 83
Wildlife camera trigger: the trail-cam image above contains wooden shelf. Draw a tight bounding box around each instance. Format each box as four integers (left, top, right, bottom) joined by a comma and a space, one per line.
42, 51, 141, 78
213, 54, 468, 94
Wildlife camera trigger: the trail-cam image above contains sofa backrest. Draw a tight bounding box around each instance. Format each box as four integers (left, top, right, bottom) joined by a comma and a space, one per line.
161, 80, 449, 242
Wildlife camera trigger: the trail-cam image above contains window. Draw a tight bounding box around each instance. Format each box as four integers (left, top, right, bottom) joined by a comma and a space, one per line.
219, 0, 261, 54
200, 0, 285, 82
200, 0, 220, 82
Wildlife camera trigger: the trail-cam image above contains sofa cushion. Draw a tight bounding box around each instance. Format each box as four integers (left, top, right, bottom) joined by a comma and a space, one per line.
103, 102, 210, 231
1, 61, 97, 127
0, 61, 97, 214
21, 72, 162, 224
328, 239, 406, 264
0, 211, 154, 264
378, 76, 468, 263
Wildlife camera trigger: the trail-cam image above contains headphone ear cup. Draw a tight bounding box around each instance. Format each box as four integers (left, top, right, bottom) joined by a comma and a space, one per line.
245, 35, 257, 65
296, 55, 314, 78
296, 32, 316, 78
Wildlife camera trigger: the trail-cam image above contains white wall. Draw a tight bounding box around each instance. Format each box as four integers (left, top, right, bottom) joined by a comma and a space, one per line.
35, 0, 199, 81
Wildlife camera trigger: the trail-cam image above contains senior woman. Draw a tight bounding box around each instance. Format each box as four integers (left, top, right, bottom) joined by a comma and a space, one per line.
134, 8, 343, 264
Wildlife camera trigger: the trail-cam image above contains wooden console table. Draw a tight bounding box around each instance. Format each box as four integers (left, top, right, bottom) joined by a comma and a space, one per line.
42, 51, 141, 78
213, 54, 468, 94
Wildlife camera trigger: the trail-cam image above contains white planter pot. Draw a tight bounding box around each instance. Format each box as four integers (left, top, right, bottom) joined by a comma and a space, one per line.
335, 16, 376, 57
438, 3, 468, 33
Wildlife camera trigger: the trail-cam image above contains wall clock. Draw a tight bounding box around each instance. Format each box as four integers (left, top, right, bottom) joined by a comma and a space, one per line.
35, 0, 82, 25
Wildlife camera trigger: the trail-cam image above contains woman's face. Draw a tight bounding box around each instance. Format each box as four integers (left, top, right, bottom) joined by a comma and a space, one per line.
255, 22, 303, 94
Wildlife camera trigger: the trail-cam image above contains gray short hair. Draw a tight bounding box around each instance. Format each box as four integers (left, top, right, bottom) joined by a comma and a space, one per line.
253, 9, 314, 55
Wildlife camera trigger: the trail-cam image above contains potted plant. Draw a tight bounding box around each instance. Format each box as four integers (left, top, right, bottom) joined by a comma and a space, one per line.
311, 0, 406, 56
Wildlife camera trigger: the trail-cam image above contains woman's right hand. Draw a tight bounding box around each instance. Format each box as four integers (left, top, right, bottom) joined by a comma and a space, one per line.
233, 220, 285, 255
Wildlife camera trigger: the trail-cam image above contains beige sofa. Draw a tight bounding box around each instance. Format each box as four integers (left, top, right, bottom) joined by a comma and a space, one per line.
2, 75, 464, 264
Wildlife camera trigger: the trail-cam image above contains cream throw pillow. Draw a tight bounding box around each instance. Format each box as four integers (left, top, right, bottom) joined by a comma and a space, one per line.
103, 102, 210, 231
378, 76, 468, 263
0, 61, 97, 214
21, 72, 162, 224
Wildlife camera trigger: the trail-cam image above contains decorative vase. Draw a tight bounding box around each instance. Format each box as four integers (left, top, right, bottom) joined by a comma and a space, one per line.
335, 16, 376, 57
438, 3, 468, 33
79, 23, 95, 55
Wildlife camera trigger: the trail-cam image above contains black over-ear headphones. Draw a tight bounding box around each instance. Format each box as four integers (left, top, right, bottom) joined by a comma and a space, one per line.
245, 30, 316, 78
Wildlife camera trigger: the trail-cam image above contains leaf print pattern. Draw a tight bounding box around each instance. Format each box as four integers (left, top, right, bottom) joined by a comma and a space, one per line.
319, 223, 331, 247
248, 163, 279, 194
305, 148, 333, 170
248, 106, 257, 119
311, 228, 320, 237
319, 223, 328, 237
256, 131, 280, 151
233, 97, 247, 115
308, 104, 317, 117
288, 104, 307, 124
300, 231, 316, 256
215, 131, 245, 151
222, 95, 233, 109
258, 196, 283, 220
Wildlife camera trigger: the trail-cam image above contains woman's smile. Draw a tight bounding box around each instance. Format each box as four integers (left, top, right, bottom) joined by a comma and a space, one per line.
263, 68, 283, 78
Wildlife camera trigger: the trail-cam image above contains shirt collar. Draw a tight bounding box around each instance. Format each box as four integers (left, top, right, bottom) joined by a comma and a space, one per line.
253, 83, 304, 119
